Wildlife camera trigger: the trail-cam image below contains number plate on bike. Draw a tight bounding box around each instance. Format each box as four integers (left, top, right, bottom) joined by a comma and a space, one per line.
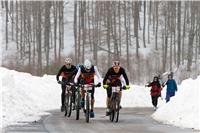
112, 87, 120, 93
84, 85, 93, 91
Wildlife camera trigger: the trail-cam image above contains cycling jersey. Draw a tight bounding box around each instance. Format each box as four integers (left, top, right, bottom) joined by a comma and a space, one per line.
56, 65, 77, 82
103, 67, 129, 86
74, 65, 102, 84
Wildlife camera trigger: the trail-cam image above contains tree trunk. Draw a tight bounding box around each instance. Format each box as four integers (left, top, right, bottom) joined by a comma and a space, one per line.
5, 1, 8, 50
155, 2, 159, 50
53, 2, 58, 62
44, 2, 51, 73
16, 1, 19, 50
182, 2, 187, 64
37, 2, 42, 75
134, 2, 139, 57
177, 1, 181, 67
143, 1, 146, 48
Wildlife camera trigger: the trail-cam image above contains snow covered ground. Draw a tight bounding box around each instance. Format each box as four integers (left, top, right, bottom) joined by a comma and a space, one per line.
0, 67, 199, 131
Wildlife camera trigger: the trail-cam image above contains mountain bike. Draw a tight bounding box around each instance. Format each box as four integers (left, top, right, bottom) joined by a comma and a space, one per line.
79, 83, 100, 123
63, 82, 74, 117
109, 86, 125, 123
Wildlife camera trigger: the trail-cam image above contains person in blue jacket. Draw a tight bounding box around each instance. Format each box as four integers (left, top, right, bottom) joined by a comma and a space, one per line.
163, 74, 177, 102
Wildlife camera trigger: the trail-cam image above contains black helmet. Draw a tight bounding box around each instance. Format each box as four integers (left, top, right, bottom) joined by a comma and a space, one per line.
153, 76, 158, 81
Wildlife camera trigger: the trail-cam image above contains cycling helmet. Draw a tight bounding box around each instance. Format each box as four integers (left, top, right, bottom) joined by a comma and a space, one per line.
112, 60, 120, 67
65, 58, 72, 64
84, 59, 92, 69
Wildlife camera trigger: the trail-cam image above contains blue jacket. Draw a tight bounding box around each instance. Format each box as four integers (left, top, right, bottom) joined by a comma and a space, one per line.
166, 79, 177, 93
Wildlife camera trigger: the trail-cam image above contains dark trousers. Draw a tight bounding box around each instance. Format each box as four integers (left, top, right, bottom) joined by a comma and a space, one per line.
151, 95, 159, 107
166, 92, 175, 103
61, 84, 66, 106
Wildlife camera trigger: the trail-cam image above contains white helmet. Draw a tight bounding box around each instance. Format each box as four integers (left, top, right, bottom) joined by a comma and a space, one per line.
65, 58, 72, 64
112, 60, 120, 67
84, 59, 92, 69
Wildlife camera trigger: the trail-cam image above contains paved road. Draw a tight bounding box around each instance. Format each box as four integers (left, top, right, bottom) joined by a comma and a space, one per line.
4, 108, 199, 133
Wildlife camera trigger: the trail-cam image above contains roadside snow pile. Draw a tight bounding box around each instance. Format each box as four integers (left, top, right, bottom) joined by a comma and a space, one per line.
152, 76, 200, 130
0, 67, 60, 128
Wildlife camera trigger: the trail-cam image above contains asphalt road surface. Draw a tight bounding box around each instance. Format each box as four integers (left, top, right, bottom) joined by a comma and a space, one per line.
4, 108, 199, 133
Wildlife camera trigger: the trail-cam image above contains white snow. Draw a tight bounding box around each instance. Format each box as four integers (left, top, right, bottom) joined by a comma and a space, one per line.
0, 67, 60, 129
0, 67, 199, 131
152, 76, 200, 130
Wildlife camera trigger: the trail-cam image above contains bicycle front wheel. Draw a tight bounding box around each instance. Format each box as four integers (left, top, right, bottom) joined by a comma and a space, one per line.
85, 95, 90, 123
65, 93, 72, 117
110, 99, 115, 122
114, 96, 120, 122
75, 91, 80, 120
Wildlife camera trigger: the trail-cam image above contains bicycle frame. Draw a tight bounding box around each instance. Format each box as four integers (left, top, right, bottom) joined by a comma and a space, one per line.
64, 83, 74, 117
82, 85, 93, 110
109, 86, 121, 122
82, 84, 93, 123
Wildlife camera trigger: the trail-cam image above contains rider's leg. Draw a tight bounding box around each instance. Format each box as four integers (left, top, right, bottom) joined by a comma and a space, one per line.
61, 84, 66, 111
80, 88, 85, 107
90, 87, 95, 118
80, 87, 85, 100
106, 87, 112, 108
91, 87, 95, 111
106, 87, 112, 115
71, 86, 76, 103
106, 97, 111, 108
119, 91, 122, 109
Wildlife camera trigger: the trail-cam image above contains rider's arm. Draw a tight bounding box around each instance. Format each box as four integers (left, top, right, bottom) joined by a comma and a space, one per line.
72, 66, 78, 77
103, 69, 110, 85
74, 67, 81, 84
121, 68, 129, 85
120, 75, 126, 86
147, 82, 153, 87
56, 65, 64, 81
94, 66, 102, 82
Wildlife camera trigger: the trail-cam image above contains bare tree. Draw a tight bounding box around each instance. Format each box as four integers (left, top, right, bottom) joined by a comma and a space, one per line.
177, 1, 181, 67
143, 1, 146, 48
5, 1, 8, 50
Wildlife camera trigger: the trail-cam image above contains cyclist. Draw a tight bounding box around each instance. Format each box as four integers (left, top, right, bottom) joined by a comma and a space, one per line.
103, 60, 130, 116
74, 59, 102, 118
56, 58, 78, 112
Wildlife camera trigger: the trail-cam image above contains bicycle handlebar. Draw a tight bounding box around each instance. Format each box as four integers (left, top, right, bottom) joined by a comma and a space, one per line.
75, 82, 101, 88
58, 81, 74, 86
105, 85, 126, 90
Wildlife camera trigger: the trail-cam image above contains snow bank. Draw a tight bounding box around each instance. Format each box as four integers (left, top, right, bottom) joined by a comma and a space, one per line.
0, 67, 60, 128
152, 76, 200, 130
